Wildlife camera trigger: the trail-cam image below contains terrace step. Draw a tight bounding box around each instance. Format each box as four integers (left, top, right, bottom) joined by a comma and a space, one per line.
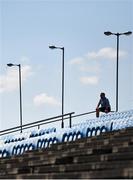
0, 149, 133, 176
0, 159, 133, 176
0, 136, 133, 168
22, 138, 133, 159
0, 127, 133, 179
33, 160, 133, 174
0, 141, 133, 168
0, 168, 132, 179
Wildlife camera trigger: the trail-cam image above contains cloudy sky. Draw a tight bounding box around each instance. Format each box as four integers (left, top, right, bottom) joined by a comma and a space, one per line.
0, 0, 133, 130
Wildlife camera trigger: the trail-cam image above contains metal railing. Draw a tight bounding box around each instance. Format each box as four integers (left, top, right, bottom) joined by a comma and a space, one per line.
0, 112, 75, 136
35, 109, 114, 130
0, 110, 115, 137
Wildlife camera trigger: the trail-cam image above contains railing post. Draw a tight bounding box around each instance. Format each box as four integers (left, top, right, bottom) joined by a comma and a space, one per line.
0, 112, 75, 137
61, 114, 64, 128
69, 113, 72, 128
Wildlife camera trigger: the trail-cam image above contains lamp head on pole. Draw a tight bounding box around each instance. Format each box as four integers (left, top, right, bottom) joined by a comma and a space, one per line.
7, 63, 20, 67
7, 63, 14, 67
49, 45, 64, 50
49, 45, 56, 49
104, 31, 132, 36
123, 31, 132, 36
104, 31, 112, 36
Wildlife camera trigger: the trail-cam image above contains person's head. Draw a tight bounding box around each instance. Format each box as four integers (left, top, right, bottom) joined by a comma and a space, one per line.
100, 92, 105, 99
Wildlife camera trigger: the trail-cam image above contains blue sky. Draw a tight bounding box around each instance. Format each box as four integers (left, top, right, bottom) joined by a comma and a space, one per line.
0, 0, 133, 130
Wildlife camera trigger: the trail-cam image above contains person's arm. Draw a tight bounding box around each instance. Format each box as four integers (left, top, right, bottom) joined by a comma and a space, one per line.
96, 99, 101, 109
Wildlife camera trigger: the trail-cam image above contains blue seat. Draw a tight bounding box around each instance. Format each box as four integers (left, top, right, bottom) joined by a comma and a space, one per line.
28, 143, 35, 151
2, 149, 9, 158
30, 130, 39, 138
0, 150, 2, 158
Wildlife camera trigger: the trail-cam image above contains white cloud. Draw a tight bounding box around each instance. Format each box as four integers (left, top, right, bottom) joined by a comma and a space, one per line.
69, 47, 127, 67
0, 65, 32, 93
86, 47, 127, 60
68, 47, 127, 87
68, 57, 84, 65
33, 93, 61, 107
68, 47, 127, 76
80, 76, 99, 85
21, 65, 33, 81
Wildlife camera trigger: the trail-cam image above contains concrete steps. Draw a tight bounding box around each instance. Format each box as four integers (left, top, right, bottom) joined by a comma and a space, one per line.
0, 127, 133, 179
0, 168, 133, 179
0, 141, 132, 168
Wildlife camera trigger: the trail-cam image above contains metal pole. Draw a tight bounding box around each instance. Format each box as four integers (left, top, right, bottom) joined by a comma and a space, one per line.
69, 113, 72, 128
116, 34, 119, 112
61, 47, 64, 128
18, 64, 23, 133
104, 31, 132, 112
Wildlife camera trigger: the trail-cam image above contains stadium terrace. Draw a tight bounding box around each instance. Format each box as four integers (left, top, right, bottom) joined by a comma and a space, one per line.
0, 109, 133, 158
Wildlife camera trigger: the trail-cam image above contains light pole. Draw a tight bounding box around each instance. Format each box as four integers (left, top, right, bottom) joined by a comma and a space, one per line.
7, 63, 23, 133
104, 31, 132, 112
49, 45, 65, 128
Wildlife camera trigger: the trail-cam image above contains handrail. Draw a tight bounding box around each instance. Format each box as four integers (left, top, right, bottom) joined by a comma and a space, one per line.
36, 110, 96, 129
0, 112, 74, 136
71, 110, 115, 119
0, 110, 113, 137
72, 110, 96, 118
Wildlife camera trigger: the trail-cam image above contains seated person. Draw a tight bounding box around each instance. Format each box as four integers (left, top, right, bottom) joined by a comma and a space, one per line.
96, 92, 111, 117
